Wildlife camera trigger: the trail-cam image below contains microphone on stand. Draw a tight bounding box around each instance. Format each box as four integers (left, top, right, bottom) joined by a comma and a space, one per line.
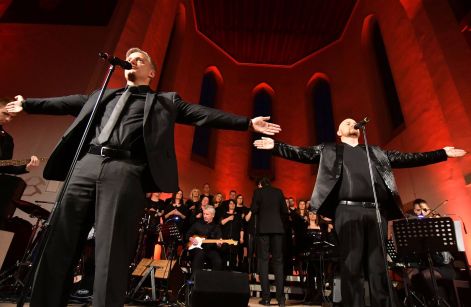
354, 117, 370, 130
98, 52, 132, 70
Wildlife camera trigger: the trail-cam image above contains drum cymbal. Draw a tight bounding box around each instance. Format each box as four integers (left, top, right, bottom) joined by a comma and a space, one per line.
14, 199, 50, 220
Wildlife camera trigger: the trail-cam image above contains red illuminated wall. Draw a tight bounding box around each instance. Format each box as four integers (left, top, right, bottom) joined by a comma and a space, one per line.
1, 0, 470, 257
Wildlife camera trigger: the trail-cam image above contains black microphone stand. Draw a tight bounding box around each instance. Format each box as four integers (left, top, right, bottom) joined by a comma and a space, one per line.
359, 124, 396, 307
17, 60, 120, 307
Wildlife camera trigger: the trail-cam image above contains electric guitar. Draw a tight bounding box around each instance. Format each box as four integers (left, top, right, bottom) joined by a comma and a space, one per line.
187, 236, 238, 250
0, 157, 48, 167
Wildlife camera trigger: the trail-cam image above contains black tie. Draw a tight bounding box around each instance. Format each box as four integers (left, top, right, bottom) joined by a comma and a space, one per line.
97, 88, 132, 144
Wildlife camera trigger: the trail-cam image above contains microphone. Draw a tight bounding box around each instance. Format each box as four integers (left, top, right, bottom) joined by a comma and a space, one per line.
354, 117, 370, 130
98, 52, 132, 70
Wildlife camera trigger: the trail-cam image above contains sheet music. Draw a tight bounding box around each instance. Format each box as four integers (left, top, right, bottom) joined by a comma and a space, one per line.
454, 221, 465, 252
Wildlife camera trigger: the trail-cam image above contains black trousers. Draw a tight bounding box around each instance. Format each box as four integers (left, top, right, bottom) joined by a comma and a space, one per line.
334, 203, 392, 307
30, 154, 146, 307
257, 234, 284, 301
190, 248, 222, 272
221, 245, 238, 271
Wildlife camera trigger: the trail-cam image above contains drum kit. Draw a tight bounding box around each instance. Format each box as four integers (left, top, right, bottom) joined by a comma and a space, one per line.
0, 199, 50, 297
0, 200, 189, 304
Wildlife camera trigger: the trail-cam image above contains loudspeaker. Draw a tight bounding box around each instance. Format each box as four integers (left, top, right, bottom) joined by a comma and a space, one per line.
191, 270, 249, 307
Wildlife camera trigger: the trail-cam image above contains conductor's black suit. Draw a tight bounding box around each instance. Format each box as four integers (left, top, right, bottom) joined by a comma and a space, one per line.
251, 183, 289, 304
22, 89, 250, 307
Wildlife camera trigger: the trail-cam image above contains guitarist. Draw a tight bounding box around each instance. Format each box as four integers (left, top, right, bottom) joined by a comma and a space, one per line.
0, 97, 39, 174
186, 206, 223, 272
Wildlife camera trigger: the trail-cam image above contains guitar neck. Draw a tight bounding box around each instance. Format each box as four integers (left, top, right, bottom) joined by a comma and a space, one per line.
201, 239, 236, 245
0, 157, 48, 167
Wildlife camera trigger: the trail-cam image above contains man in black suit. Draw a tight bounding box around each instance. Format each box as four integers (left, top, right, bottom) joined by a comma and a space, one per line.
7, 47, 281, 307
254, 118, 466, 307
250, 177, 289, 307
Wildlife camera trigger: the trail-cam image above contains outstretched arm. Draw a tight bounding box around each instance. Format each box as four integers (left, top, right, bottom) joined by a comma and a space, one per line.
253, 137, 323, 164
7, 94, 88, 116
387, 146, 466, 168
174, 94, 281, 136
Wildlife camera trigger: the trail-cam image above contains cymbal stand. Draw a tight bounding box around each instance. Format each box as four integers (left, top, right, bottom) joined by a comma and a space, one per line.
0, 216, 45, 292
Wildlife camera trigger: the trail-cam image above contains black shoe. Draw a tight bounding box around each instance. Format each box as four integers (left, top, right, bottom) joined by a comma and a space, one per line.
259, 298, 271, 305
277, 299, 285, 307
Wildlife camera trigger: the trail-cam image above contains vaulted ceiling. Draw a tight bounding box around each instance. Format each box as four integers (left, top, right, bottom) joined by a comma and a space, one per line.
193, 0, 357, 65
0, 0, 117, 25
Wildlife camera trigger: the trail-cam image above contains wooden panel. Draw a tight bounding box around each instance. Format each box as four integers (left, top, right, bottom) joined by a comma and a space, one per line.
132, 258, 176, 279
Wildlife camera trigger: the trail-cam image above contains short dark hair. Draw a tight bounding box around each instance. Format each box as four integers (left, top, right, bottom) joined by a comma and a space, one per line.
126, 47, 156, 70
257, 177, 271, 187
413, 198, 427, 206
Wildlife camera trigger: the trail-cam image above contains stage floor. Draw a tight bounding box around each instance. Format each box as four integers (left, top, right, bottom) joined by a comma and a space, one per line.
0, 298, 323, 306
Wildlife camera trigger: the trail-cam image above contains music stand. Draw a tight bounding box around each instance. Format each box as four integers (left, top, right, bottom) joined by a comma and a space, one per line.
157, 220, 182, 305
158, 219, 182, 244
386, 239, 399, 264
393, 217, 458, 307
386, 238, 426, 307
302, 229, 336, 304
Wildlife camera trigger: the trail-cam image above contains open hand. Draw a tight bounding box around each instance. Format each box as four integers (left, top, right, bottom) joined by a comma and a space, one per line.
6, 95, 25, 115
250, 116, 281, 135
253, 137, 274, 150
443, 146, 467, 158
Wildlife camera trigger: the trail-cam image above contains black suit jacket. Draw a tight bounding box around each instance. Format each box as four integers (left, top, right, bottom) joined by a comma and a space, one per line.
0, 126, 27, 174
250, 185, 289, 234
23, 89, 250, 192
273, 142, 448, 220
